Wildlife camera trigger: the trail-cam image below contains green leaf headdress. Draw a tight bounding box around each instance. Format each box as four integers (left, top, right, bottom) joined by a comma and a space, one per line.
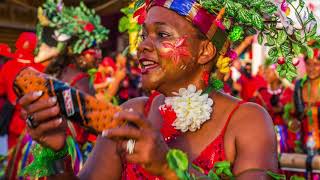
36, 0, 109, 56
133, 0, 320, 81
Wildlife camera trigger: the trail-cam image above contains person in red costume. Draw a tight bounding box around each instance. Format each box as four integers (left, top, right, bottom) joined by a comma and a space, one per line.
255, 64, 294, 153
235, 62, 267, 101
0, 32, 44, 149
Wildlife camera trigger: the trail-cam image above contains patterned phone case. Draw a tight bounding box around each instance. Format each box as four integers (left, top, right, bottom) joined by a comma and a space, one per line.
13, 67, 122, 134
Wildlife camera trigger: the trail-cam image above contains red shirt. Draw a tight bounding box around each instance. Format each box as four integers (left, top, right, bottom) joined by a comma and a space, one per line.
0, 60, 44, 148
238, 74, 267, 101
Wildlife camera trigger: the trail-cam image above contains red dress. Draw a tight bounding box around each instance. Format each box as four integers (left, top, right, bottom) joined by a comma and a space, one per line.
238, 74, 267, 102
122, 93, 244, 179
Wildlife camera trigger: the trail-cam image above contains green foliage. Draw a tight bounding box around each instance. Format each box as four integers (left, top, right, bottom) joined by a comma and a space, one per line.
290, 175, 306, 180
167, 149, 285, 180
266, 171, 286, 180
38, 0, 109, 54
133, 0, 320, 81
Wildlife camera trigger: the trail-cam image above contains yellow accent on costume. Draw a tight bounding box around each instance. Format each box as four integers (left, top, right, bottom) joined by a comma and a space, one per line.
129, 2, 140, 55
216, 56, 231, 74
37, 7, 51, 26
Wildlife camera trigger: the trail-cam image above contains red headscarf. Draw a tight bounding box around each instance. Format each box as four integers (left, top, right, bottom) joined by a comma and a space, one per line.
14, 32, 38, 63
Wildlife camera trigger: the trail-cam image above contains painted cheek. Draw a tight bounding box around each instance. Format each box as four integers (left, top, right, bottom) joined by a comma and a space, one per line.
159, 36, 192, 66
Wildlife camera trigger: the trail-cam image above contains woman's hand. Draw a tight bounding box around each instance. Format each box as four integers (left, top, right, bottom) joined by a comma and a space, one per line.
19, 91, 67, 151
103, 94, 177, 178
104, 110, 170, 175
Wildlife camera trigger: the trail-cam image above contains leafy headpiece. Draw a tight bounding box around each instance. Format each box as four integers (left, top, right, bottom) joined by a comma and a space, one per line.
134, 0, 320, 81
37, 0, 109, 55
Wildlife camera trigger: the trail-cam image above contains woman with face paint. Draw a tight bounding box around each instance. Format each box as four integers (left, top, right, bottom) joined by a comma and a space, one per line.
17, 0, 318, 179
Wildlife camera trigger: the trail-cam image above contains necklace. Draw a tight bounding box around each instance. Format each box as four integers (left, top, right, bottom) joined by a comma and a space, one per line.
267, 85, 283, 95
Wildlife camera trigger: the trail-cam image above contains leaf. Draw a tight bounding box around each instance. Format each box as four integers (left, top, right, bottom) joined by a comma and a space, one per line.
223, 18, 232, 30
277, 30, 287, 45
266, 34, 275, 46
238, 8, 251, 24
223, 168, 233, 177
292, 43, 302, 55
214, 161, 231, 168
258, 33, 264, 45
250, 10, 264, 30
215, 168, 223, 175
118, 17, 129, 32
166, 149, 189, 171
280, 42, 291, 56
305, 45, 314, 59
268, 47, 278, 58
134, 0, 145, 10
208, 170, 220, 180
294, 30, 303, 42
266, 171, 286, 180
261, 2, 277, 14
308, 24, 317, 38
191, 164, 205, 174
290, 175, 306, 180
246, 27, 257, 36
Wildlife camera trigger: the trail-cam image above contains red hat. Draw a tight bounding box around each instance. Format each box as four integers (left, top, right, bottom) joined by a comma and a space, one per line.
101, 57, 117, 71
0, 43, 13, 58
15, 32, 37, 53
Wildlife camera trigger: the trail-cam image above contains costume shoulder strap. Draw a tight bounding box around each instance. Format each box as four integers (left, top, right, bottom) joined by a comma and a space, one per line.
144, 91, 160, 116
222, 101, 246, 133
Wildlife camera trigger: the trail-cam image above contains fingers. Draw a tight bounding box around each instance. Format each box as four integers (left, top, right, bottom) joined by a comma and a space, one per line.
114, 111, 151, 129
103, 126, 142, 140
28, 118, 64, 138
18, 91, 43, 107
25, 96, 58, 114
32, 105, 60, 122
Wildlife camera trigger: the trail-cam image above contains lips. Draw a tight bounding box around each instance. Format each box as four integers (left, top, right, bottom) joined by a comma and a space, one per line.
139, 58, 159, 74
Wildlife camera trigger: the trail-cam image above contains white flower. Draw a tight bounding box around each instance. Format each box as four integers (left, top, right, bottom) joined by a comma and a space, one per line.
163, 84, 213, 132
53, 30, 71, 42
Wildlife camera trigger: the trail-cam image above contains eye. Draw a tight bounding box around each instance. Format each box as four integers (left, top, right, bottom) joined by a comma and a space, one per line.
158, 32, 171, 38
140, 32, 147, 40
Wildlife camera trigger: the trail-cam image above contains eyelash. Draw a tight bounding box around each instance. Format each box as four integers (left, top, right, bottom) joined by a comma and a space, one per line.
158, 32, 171, 38
140, 31, 171, 40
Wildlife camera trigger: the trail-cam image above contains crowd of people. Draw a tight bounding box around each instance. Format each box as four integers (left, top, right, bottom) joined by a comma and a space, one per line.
0, 0, 320, 179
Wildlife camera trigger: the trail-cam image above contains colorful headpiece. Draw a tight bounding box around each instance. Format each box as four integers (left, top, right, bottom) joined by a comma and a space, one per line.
148, 0, 221, 40
134, 0, 320, 81
37, 0, 109, 55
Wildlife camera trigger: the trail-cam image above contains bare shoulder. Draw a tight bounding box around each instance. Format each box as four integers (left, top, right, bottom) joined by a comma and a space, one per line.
232, 102, 274, 133
227, 102, 278, 173
120, 96, 149, 114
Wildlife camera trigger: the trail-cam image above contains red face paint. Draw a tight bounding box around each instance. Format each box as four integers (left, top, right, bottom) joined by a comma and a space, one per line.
161, 36, 191, 65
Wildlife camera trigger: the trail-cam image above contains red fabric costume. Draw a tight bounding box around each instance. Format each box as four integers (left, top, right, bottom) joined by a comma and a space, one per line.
0, 32, 44, 148
238, 74, 267, 101
255, 87, 295, 152
123, 92, 245, 179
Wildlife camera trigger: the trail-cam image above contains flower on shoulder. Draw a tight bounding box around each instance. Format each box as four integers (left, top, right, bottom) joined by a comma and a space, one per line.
164, 85, 213, 132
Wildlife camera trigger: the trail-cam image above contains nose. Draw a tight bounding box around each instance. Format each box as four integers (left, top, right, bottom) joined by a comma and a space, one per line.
138, 37, 154, 54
